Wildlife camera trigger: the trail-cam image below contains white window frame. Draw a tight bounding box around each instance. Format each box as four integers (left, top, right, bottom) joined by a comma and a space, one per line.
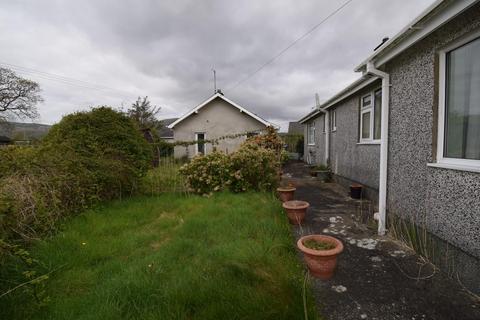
195, 132, 206, 155
435, 31, 480, 170
331, 110, 337, 132
359, 89, 381, 143
307, 121, 316, 145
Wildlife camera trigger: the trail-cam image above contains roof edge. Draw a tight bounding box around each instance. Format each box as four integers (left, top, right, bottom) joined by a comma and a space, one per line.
299, 75, 379, 124
167, 93, 276, 129
355, 0, 479, 72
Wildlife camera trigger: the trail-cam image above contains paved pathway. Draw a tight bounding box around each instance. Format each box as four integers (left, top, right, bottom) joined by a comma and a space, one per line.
283, 161, 480, 320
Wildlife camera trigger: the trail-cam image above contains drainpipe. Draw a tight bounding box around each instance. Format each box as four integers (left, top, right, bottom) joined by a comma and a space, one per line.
324, 110, 330, 165
366, 61, 390, 236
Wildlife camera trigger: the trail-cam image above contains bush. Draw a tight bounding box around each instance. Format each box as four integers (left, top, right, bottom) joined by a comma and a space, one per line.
243, 126, 283, 155
41, 107, 151, 197
180, 129, 281, 195
0, 107, 151, 243
179, 151, 230, 195
229, 144, 278, 193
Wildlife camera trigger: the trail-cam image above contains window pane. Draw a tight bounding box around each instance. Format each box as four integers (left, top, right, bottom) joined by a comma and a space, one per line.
362, 112, 371, 139
445, 37, 480, 160
331, 111, 336, 130
374, 89, 382, 140
307, 122, 315, 144
197, 133, 205, 154
362, 95, 371, 107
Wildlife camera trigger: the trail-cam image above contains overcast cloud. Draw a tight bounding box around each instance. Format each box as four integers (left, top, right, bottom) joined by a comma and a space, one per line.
0, 0, 436, 131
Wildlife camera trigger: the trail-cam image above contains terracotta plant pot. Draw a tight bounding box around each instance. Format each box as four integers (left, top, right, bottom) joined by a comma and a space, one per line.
277, 187, 296, 202
282, 200, 309, 225
297, 235, 344, 280
350, 184, 363, 199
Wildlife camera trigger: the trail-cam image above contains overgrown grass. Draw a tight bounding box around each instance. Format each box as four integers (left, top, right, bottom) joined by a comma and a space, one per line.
140, 157, 187, 195
388, 213, 436, 262
1, 192, 318, 319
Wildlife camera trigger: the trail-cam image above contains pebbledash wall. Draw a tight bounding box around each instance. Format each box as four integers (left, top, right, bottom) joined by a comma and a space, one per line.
384, 3, 480, 292
329, 81, 381, 204
303, 81, 382, 204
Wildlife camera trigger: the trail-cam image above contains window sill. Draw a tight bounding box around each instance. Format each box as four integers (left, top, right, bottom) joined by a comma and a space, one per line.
427, 162, 480, 173
307, 143, 316, 146
357, 141, 381, 145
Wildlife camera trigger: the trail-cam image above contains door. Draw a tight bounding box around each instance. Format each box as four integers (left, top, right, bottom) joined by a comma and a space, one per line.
195, 133, 206, 155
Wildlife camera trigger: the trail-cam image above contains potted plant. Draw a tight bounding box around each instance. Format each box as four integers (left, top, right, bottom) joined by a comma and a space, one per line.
297, 234, 344, 280
282, 200, 309, 224
277, 184, 296, 202
350, 183, 363, 199
313, 164, 332, 182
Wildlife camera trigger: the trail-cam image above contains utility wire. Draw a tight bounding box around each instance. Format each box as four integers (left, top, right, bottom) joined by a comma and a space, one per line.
0, 61, 137, 98
227, 0, 354, 91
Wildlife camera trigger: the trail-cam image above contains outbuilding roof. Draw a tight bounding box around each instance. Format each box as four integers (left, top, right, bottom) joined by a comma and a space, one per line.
168, 93, 275, 129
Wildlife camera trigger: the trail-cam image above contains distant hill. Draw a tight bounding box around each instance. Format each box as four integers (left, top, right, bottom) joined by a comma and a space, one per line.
0, 122, 51, 141
0, 118, 178, 142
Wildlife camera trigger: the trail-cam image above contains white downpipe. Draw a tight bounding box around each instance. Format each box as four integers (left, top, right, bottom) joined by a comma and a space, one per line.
325, 110, 330, 165
366, 62, 390, 236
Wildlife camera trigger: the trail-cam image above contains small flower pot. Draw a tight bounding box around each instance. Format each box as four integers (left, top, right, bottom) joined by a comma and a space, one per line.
282, 200, 309, 225
277, 187, 296, 202
297, 235, 344, 280
350, 184, 363, 199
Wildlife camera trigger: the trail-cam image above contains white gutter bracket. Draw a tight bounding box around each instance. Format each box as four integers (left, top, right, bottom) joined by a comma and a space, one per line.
366, 61, 390, 236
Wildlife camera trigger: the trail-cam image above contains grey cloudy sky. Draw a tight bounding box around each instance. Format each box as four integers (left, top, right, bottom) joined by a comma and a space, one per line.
0, 0, 436, 131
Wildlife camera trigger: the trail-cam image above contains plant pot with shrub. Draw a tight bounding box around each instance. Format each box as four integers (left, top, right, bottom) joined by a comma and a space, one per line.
277, 186, 296, 202
297, 234, 344, 280
350, 183, 363, 199
282, 200, 309, 224
315, 170, 331, 182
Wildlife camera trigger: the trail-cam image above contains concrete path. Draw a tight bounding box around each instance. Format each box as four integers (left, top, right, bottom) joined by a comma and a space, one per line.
283, 161, 480, 320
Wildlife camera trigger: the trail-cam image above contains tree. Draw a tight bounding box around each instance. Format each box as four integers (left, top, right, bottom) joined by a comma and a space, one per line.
126, 96, 163, 166
126, 96, 161, 130
0, 67, 43, 121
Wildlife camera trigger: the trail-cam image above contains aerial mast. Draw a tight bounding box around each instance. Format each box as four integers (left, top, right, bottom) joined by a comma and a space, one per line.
212, 68, 217, 93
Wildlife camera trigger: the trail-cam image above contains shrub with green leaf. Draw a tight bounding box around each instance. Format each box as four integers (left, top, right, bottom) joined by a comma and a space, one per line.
0, 107, 151, 244
41, 106, 151, 199
180, 129, 281, 195
179, 151, 230, 195
228, 144, 278, 193
0, 106, 152, 304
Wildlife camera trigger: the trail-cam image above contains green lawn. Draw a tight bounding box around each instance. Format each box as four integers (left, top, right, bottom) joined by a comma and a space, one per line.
2, 192, 318, 320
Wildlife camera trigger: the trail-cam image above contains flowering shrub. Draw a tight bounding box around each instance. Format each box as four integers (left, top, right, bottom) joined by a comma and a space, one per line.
180, 132, 281, 195
179, 151, 230, 195
243, 126, 283, 154
229, 144, 278, 193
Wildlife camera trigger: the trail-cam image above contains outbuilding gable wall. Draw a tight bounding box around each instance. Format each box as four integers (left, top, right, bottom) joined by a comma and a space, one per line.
172, 97, 267, 158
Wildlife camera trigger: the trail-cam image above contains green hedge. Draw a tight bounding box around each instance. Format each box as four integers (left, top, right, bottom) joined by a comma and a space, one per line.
0, 107, 151, 245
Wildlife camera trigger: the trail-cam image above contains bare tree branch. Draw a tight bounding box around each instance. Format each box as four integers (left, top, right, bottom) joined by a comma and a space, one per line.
0, 67, 43, 121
